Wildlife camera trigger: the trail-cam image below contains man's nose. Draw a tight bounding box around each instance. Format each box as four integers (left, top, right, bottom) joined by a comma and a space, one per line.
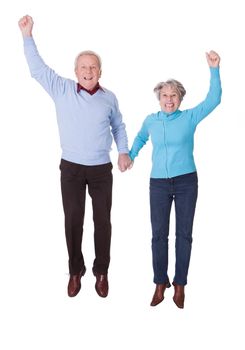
85, 67, 92, 73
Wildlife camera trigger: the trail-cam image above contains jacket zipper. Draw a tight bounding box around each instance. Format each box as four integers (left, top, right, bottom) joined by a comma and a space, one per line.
162, 120, 169, 178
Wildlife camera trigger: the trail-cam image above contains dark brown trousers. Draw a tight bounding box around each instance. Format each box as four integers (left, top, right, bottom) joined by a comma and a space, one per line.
60, 159, 113, 275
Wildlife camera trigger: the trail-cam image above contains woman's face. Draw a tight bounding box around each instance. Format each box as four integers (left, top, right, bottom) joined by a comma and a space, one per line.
159, 85, 181, 113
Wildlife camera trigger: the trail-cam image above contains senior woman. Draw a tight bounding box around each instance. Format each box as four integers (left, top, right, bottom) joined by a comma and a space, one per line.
129, 51, 221, 308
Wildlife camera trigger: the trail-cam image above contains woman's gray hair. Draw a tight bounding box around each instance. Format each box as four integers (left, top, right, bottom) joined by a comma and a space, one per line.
74, 50, 102, 70
153, 79, 186, 101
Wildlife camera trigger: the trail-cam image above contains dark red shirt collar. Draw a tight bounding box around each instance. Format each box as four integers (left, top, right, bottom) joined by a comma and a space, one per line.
77, 82, 104, 95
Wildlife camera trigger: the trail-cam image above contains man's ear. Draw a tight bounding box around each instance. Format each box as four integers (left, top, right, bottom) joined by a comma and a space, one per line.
74, 67, 78, 78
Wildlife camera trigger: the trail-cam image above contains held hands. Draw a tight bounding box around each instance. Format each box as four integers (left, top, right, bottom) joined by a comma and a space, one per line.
118, 154, 133, 172
18, 15, 34, 37
206, 50, 220, 68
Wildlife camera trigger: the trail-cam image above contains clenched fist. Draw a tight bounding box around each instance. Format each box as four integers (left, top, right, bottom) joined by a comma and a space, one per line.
206, 50, 220, 68
18, 15, 34, 37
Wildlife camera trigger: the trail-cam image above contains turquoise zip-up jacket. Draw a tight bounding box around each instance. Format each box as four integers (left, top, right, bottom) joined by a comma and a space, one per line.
129, 67, 222, 178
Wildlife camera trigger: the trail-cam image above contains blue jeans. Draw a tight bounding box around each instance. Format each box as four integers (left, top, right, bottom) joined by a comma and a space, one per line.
150, 172, 198, 286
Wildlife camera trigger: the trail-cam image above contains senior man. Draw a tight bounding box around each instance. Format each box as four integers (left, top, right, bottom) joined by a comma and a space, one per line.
18, 15, 132, 298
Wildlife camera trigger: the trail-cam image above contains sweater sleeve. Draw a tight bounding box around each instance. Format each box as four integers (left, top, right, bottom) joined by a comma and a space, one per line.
188, 67, 222, 125
23, 37, 67, 99
109, 94, 129, 154
129, 118, 149, 161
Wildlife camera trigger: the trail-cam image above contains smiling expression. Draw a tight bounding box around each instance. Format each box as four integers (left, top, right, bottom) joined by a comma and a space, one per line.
75, 54, 101, 91
159, 85, 181, 114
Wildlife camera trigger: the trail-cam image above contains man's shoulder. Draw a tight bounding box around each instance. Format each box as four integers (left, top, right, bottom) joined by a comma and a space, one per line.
100, 85, 117, 99
100, 86, 116, 96
63, 79, 78, 92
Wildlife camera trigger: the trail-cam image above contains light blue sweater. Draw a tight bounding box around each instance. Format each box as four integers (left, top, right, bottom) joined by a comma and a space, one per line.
129, 67, 222, 178
23, 37, 129, 165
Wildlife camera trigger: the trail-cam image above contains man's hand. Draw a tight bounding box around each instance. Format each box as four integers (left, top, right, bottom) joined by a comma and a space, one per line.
18, 15, 34, 37
206, 50, 220, 68
118, 154, 133, 172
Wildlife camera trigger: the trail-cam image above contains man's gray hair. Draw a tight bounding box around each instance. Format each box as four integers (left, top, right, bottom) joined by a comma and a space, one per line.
74, 50, 102, 69
153, 79, 186, 101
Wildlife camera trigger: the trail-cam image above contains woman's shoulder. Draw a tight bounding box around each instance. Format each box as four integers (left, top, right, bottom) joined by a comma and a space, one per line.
145, 112, 160, 121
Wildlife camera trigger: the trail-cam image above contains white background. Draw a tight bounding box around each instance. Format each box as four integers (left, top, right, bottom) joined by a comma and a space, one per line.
1, 0, 244, 349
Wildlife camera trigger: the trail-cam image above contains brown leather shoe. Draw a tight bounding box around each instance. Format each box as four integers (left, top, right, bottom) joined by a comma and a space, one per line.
94, 273, 108, 298
173, 282, 185, 309
150, 282, 171, 306
67, 267, 86, 297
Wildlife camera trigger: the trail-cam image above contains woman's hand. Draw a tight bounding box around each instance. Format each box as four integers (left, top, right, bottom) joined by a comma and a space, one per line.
206, 50, 220, 68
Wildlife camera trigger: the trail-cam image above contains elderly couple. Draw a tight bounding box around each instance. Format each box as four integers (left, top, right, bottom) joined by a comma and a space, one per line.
18, 15, 221, 309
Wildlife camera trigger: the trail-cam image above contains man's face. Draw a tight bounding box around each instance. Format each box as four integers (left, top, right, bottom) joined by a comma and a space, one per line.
75, 54, 101, 90
159, 85, 181, 114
